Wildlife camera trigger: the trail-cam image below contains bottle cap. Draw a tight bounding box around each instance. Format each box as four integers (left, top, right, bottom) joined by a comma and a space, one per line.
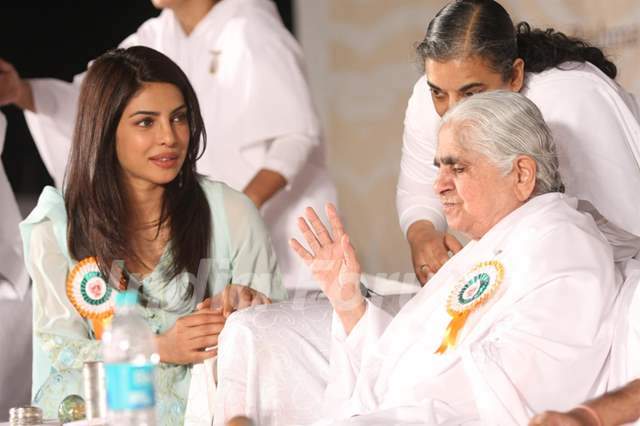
115, 290, 138, 308
9, 405, 43, 424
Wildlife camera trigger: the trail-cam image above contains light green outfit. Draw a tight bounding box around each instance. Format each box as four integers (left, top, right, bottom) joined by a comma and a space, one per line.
20, 178, 286, 425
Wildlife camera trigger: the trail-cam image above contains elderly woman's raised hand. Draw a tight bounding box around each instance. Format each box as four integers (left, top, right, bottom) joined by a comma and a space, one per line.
289, 204, 364, 329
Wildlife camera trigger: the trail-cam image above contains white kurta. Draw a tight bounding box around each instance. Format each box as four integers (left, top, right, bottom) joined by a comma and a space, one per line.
23, 0, 336, 291
0, 112, 33, 422
0, 112, 29, 299
397, 62, 640, 239
215, 193, 621, 425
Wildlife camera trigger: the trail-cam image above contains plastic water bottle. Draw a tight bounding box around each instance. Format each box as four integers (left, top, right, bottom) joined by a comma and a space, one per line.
102, 291, 160, 426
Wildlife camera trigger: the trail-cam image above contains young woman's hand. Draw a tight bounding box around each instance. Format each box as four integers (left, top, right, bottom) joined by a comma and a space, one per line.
156, 310, 225, 364
289, 203, 365, 333
198, 284, 271, 318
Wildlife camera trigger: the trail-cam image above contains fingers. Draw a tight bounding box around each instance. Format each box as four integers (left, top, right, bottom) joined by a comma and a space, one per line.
222, 286, 234, 318
305, 206, 333, 246
0, 58, 14, 72
196, 297, 212, 311
236, 286, 254, 310
248, 291, 270, 307
427, 240, 450, 273
289, 238, 313, 265
444, 233, 463, 254
178, 310, 226, 327
188, 334, 220, 351
186, 323, 225, 340
325, 203, 346, 241
297, 216, 321, 253
189, 348, 218, 363
414, 261, 430, 286
341, 234, 359, 273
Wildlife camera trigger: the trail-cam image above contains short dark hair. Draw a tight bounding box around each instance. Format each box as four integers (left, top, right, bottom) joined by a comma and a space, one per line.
417, 0, 616, 80
65, 46, 211, 303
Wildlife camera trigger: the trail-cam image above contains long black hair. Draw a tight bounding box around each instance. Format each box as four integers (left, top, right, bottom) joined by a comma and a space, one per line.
417, 0, 616, 80
65, 46, 211, 302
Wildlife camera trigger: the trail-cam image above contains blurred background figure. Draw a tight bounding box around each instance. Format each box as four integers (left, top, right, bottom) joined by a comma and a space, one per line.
0, 111, 31, 421
0, 0, 336, 295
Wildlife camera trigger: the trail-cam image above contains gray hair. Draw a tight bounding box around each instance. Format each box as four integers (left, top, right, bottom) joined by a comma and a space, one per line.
439, 90, 564, 195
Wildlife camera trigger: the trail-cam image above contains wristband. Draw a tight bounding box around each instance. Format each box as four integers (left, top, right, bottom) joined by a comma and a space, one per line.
575, 404, 603, 426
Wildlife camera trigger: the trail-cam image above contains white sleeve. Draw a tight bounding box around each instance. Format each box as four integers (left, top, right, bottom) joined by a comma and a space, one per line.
27, 221, 101, 370
396, 77, 446, 236
526, 69, 640, 236
262, 133, 317, 185
323, 300, 393, 411
0, 112, 29, 299
23, 28, 143, 189
24, 75, 85, 188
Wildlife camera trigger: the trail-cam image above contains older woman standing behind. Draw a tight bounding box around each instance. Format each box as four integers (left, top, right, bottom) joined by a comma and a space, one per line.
215, 92, 619, 425
399, 0, 640, 283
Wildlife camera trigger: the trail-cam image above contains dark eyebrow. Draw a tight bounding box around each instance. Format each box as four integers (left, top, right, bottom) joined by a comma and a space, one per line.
433, 156, 459, 168
129, 110, 159, 118
171, 104, 187, 114
426, 81, 442, 92
427, 81, 486, 94
128, 104, 186, 118
458, 82, 485, 92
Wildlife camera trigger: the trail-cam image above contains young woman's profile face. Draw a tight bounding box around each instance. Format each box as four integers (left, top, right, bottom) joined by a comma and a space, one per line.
115, 82, 190, 189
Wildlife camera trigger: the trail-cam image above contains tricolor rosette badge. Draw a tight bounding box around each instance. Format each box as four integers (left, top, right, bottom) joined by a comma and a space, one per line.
436, 260, 505, 354
66, 257, 120, 339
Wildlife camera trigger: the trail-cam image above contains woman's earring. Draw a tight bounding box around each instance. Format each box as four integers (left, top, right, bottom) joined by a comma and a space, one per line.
178, 170, 184, 188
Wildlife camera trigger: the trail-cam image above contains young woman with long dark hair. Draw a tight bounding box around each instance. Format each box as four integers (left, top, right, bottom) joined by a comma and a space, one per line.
398, 0, 640, 283
20, 46, 285, 424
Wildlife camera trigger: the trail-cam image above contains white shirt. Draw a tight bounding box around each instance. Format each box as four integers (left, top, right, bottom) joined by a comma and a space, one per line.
323, 193, 619, 425
397, 62, 640, 239
23, 0, 336, 290
0, 112, 29, 300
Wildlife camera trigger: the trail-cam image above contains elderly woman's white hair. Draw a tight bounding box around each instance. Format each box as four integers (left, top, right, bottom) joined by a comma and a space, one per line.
439, 90, 565, 195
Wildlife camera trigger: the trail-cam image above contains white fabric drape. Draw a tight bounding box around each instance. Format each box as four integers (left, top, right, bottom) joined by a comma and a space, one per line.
215, 194, 621, 425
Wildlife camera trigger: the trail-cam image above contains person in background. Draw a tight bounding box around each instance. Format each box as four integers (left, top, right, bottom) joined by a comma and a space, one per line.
0, 111, 32, 421
0, 0, 337, 293
398, 0, 640, 283
19, 46, 283, 425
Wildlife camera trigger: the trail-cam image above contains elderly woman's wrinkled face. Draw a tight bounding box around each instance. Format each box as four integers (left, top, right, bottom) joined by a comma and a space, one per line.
434, 124, 524, 240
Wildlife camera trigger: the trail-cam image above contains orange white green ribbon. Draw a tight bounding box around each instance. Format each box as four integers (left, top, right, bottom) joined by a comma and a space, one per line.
66, 257, 124, 339
436, 260, 504, 354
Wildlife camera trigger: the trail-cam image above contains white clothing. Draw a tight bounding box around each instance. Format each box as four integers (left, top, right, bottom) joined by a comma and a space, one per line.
397, 62, 640, 239
24, 0, 336, 291
216, 193, 620, 425
0, 112, 32, 420
0, 112, 29, 299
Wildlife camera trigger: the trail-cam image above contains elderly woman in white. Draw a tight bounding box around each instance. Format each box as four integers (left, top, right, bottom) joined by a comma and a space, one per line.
213, 91, 620, 425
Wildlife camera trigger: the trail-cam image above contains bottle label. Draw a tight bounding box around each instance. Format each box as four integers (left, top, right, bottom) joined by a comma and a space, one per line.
105, 363, 156, 411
